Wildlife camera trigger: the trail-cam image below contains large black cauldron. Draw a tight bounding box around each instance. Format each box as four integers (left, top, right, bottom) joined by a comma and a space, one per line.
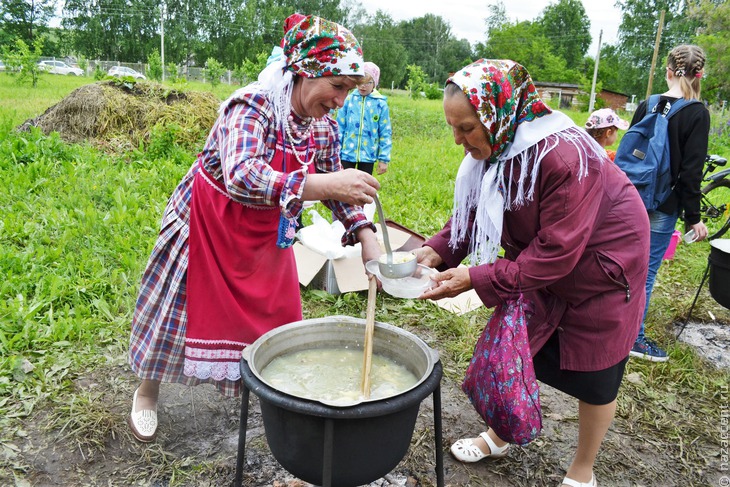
233, 316, 443, 487
709, 239, 730, 308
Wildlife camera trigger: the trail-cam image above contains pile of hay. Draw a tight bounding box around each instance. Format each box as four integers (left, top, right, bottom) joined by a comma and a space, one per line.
19, 80, 220, 153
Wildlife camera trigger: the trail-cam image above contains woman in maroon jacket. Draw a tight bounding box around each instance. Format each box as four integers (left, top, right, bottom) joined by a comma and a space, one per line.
416, 60, 649, 487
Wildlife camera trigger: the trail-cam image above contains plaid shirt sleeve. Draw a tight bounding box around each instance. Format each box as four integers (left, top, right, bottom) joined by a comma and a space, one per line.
212, 93, 374, 246
215, 96, 288, 208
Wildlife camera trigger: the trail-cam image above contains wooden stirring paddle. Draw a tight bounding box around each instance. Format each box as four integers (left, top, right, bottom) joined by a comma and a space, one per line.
360, 275, 378, 398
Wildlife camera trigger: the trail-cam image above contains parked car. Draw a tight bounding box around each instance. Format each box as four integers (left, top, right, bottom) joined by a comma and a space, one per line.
0, 60, 5, 72
37, 60, 84, 76
107, 66, 146, 80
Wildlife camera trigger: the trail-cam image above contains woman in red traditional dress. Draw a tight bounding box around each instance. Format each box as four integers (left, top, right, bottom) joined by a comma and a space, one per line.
127, 14, 380, 442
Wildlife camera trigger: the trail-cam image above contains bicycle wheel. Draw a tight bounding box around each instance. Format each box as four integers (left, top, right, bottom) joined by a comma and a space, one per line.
701, 179, 730, 239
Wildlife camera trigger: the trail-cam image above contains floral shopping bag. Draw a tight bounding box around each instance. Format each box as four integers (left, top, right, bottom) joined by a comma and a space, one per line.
461, 295, 542, 445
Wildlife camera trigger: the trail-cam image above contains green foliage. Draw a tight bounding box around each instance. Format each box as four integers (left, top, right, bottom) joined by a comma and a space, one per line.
0, 73, 91, 126
146, 49, 163, 82
166, 62, 182, 84
615, 0, 698, 99
405, 64, 426, 99
399, 14, 460, 84
22, 0, 725, 105
232, 64, 246, 86
350, 10, 409, 88
204, 57, 225, 87
424, 83, 443, 100
538, 0, 591, 70
485, 1, 508, 34
594, 44, 626, 94
239, 51, 269, 85
478, 21, 583, 84
0, 123, 186, 414
2, 37, 45, 88
63, 0, 159, 66
708, 110, 730, 156
689, 0, 730, 102
93, 64, 105, 80
0, 0, 56, 47
143, 123, 197, 164
76, 55, 88, 74
578, 77, 605, 111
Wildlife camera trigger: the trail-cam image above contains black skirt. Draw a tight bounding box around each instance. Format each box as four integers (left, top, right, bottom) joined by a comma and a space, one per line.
533, 331, 628, 405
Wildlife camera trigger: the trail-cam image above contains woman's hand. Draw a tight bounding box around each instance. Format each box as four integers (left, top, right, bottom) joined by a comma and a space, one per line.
412, 246, 443, 268
419, 267, 472, 300
302, 169, 379, 206
689, 221, 709, 242
356, 227, 381, 271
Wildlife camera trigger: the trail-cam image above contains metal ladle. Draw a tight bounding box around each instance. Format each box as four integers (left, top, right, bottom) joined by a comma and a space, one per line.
373, 194, 417, 279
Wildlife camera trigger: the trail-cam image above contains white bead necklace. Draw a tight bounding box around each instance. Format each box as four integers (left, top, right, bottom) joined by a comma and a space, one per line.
287, 113, 313, 142
284, 120, 315, 169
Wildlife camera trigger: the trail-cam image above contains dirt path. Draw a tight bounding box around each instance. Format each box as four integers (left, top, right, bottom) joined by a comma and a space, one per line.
5, 346, 726, 487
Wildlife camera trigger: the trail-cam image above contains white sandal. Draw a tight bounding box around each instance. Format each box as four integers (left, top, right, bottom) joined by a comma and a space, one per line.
128, 388, 157, 442
561, 474, 596, 487
450, 431, 510, 463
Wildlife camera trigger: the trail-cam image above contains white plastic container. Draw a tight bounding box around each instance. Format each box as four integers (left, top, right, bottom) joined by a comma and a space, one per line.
366, 261, 436, 299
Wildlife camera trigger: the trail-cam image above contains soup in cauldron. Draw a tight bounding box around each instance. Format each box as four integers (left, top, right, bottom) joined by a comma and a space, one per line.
260, 347, 418, 406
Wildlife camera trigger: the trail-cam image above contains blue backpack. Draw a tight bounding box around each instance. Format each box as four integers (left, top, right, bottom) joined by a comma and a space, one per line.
614, 94, 699, 211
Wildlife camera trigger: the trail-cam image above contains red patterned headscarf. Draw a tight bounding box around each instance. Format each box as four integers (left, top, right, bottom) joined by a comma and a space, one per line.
282, 14, 364, 78
447, 59, 551, 163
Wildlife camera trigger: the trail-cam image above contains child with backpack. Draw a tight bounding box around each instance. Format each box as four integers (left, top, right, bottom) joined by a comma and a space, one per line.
615, 44, 710, 362
584, 108, 629, 161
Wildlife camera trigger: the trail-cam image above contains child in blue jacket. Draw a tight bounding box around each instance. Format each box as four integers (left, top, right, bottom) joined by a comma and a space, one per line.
337, 62, 392, 175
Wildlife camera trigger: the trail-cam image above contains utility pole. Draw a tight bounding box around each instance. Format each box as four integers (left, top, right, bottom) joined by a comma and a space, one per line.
645, 10, 665, 100
588, 29, 603, 113
160, 3, 166, 81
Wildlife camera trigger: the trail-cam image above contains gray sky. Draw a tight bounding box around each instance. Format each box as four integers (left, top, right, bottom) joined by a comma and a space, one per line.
361, 0, 623, 55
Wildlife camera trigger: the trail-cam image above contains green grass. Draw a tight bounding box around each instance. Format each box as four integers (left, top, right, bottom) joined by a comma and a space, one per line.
1, 81, 729, 485
0, 72, 93, 126
0, 72, 242, 128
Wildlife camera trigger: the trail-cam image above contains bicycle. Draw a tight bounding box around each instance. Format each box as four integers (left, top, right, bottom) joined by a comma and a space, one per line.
700, 154, 730, 240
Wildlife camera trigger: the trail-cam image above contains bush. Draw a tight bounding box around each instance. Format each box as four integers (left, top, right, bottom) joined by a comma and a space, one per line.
166, 62, 180, 83
2, 37, 44, 87
240, 51, 269, 85
424, 83, 442, 100
406, 64, 427, 100
77, 55, 88, 75
147, 50, 163, 81
93, 64, 105, 80
204, 58, 225, 87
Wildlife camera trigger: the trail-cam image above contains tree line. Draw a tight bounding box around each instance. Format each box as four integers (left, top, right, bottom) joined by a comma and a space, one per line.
1, 0, 728, 103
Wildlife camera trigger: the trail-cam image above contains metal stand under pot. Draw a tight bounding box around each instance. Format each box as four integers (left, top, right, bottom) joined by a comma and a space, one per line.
232, 316, 445, 487
677, 239, 730, 338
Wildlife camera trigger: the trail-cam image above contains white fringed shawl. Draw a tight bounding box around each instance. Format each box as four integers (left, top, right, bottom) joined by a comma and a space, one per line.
449, 110, 608, 265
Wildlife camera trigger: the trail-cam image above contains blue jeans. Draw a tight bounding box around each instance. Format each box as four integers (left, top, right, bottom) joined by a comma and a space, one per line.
639, 210, 679, 338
